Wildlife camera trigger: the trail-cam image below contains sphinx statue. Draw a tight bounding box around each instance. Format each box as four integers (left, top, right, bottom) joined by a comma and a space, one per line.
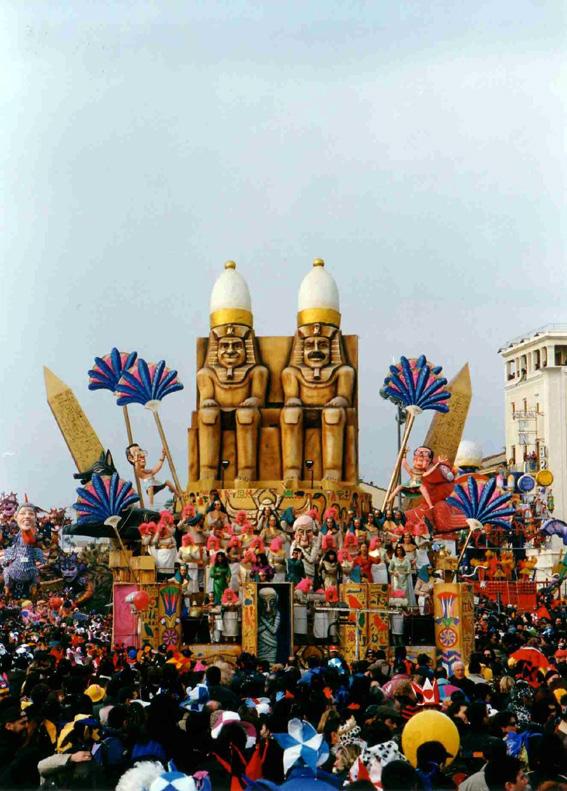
280, 259, 355, 482
197, 261, 268, 481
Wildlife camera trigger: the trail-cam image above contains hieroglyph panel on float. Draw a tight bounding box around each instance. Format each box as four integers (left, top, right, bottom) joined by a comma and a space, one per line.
433, 582, 474, 674
113, 582, 182, 650
338, 583, 367, 663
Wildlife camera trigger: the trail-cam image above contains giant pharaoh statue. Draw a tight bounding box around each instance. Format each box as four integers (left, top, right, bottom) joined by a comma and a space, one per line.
188, 259, 359, 489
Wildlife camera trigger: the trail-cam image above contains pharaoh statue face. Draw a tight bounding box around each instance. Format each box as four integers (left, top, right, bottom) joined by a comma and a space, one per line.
303, 335, 331, 369
218, 336, 246, 369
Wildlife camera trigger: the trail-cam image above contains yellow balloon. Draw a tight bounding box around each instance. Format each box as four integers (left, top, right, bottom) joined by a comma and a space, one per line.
401, 709, 460, 767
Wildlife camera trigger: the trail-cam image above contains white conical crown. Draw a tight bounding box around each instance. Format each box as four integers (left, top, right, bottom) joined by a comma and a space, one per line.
297, 259, 341, 327
455, 440, 484, 469
209, 261, 253, 328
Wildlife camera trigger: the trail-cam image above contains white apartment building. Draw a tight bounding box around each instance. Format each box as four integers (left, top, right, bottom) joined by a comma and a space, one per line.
499, 324, 567, 521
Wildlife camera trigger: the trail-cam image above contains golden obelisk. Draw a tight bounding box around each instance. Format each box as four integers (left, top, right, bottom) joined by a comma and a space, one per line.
44, 367, 104, 472
423, 363, 472, 466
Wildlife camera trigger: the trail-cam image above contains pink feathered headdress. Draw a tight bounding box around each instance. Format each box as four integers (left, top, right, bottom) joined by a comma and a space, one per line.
156, 521, 174, 538
344, 532, 357, 548
242, 521, 254, 535
138, 520, 157, 537
207, 535, 220, 551
182, 504, 196, 519
322, 534, 336, 550
159, 510, 174, 525
221, 588, 239, 606
295, 578, 312, 594
182, 533, 194, 547
242, 549, 257, 565
325, 586, 339, 603
269, 536, 284, 551
235, 510, 247, 525
338, 549, 349, 562
369, 536, 380, 551
324, 507, 339, 521
228, 536, 241, 549
308, 508, 319, 520
250, 536, 264, 552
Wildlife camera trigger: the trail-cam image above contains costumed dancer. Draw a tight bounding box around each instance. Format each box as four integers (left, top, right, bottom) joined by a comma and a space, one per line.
389, 545, 416, 605
250, 552, 275, 582
353, 542, 372, 581
177, 533, 206, 593
238, 549, 257, 587
365, 511, 381, 536
400, 532, 418, 573
148, 512, 178, 580
338, 548, 354, 582
414, 564, 434, 615
286, 546, 306, 584
204, 499, 230, 533
2, 504, 45, 599
369, 536, 389, 584
268, 536, 287, 582
231, 509, 248, 535
382, 507, 405, 541
209, 550, 231, 605
226, 536, 242, 592
319, 548, 341, 589
321, 508, 343, 548
259, 513, 282, 546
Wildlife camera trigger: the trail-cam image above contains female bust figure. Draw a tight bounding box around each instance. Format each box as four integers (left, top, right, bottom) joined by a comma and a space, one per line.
400, 532, 417, 572
260, 513, 282, 545
205, 499, 229, 533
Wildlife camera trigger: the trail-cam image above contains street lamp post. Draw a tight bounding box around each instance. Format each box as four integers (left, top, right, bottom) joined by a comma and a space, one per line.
220, 459, 230, 488
304, 459, 314, 489
379, 388, 407, 510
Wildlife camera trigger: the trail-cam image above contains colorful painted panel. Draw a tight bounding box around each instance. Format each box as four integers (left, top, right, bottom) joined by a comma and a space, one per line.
339, 583, 367, 663
367, 583, 390, 650
434, 583, 472, 674
136, 584, 159, 647
460, 583, 474, 664
113, 583, 177, 650
158, 584, 182, 650
113, 583, 137, 647
241, 582, 258, 655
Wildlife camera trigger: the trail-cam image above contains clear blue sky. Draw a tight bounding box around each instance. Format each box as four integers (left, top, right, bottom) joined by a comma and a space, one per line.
0, 1, 565, 506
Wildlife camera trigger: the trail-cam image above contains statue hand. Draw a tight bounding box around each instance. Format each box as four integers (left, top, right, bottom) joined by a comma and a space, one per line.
325, 396, 348, 408
285, 398, 302, 407
239, 397, 260, 407
201, 398, 219, 408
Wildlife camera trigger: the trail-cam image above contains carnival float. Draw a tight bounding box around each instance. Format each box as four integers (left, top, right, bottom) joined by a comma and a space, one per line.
1, 258, 562, 670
